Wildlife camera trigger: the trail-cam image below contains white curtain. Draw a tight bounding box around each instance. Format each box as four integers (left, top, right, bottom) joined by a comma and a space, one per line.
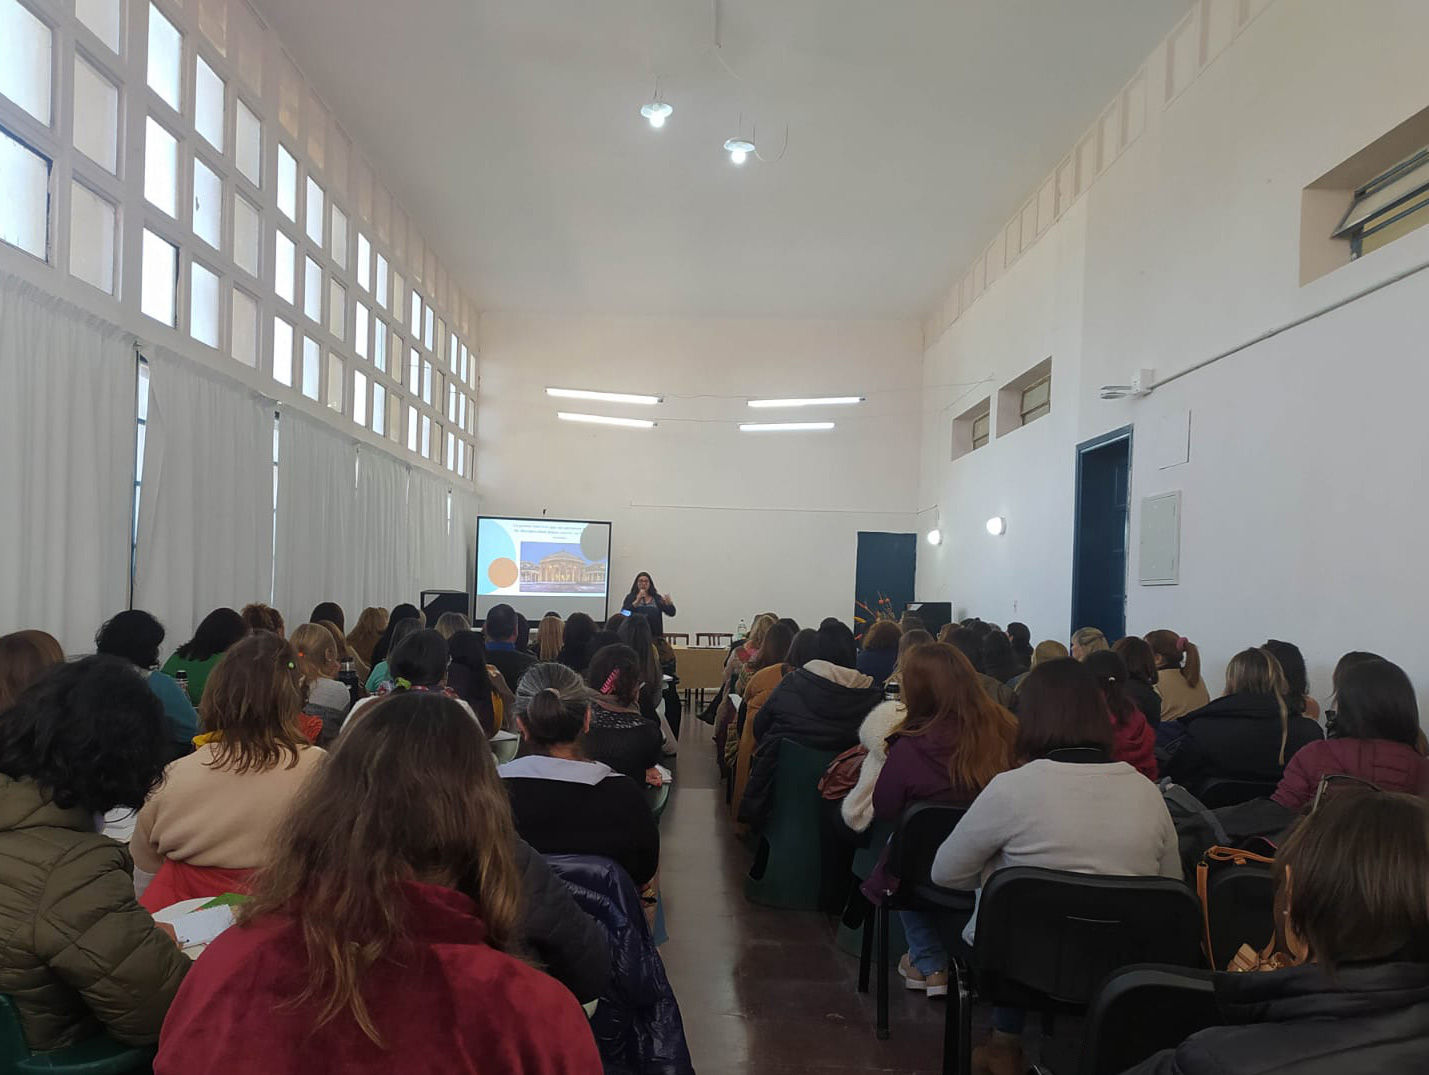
353, 447, 413, 610
273, 412, 360, 626
133, 349, 274, 643
0, 274, 134, 653
406, 470, 458, 596
449, 486, 479, 596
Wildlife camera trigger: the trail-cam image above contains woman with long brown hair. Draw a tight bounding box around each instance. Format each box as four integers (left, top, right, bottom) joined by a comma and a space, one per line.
131, 632, 325, 911
0, 629, 64, 713
154, 693, 602, 1074
863, 643, 1018, 997
345, 606, 389, 667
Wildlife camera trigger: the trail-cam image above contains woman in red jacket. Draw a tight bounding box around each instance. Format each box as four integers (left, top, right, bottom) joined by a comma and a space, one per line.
1086, 650, 1158, 780
155, 693, 602, 1075
1273, 657, 1429, 811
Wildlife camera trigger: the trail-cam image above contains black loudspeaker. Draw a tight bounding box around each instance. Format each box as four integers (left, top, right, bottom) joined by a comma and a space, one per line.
421, 589, 470, 623
903, 601, 952, 638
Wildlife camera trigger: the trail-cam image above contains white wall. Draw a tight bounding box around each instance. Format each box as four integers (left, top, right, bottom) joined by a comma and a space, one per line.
918, 0, 1429, 706
477, 314, 923, 633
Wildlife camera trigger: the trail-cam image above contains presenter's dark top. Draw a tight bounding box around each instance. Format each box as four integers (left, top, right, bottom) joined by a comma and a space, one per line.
622, 594, 676, 638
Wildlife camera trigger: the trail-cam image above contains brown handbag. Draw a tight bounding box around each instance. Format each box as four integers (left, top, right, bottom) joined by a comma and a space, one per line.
1196, 845, 1298, 971
818, 744, 869, 801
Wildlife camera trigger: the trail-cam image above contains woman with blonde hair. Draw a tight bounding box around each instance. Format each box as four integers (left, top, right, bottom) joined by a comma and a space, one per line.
1146, 628, 1210, 720
346, 607, 389, 667
434, 612, 471, 640
1164, 646, 1323, 792
0, 629, 64, 713
537, 614, 564, 661
132, 632, 326, 911
291, 622, 351, 746
154, 693, 602, 1074
1070, 626, 1109, 660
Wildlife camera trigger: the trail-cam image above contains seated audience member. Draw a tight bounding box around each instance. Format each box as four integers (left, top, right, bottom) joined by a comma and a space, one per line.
364, 614, 424, 692
557, 612, 598, 672
368, 602, 423, 667
738, 620, 882, 828
484, 603, 537, 690
1122, 792, 1429, 1075
309, 601, 345, 632
155, 693, 603, 1075
1164, 647, 1324, 791
501, 662, 660, 888
857, 620, 903, 690
727, 613, 777, 693
0, 629, 64, 712
1010, 638, 1071, 691
317, 618, 369, 684
160, 607, 247, 705
981, 631, 1023, 686
1324, 650, 1391, 737
1273, 657, 1429, 811
350, 630, 477, 727
1263, 638, 1322, 722
1070, 626, 1109, 659
618, 615, 666, 726
866, 643, 1017, 996
447, 629, 507, 736
888, 628, 935, 689
730, 623, 800, 818
346, 606, 389, 667
95, 610, 198, 757
1006, 622, 1034, 673
240, 602, 286, 637
1146, 629, 1211, 720
586, 628, 621, 666
515, 613, 533, 653
899, 612, 926, 635
947, 627, 1019, 710
434, 611, 471, 639
132, 632, 326, 910
1085, 650, 1157, 779
537, 613, 565, 661
585, 644, 665, 786
930, 658, 1180, 1074
0, 657, 190, 1051
291, 622, 351, 746
1113, 635, 1163, 726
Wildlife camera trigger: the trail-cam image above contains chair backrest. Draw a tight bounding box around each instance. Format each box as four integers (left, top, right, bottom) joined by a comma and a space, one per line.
974, 867, 1205, 1007
1196, 777, 1280, 809
888, 802, 967, 891
1203, 861, 1275, 970
0, 994, 33, 1065
1079, 964, 1221, 1075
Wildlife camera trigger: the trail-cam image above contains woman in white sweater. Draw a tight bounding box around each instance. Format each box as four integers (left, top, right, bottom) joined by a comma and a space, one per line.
930, 657, 1181, 1075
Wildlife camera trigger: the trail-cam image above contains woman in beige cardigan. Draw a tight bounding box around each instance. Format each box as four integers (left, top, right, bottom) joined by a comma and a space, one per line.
1145, 629, 1211, 720
132, 632, 325, 911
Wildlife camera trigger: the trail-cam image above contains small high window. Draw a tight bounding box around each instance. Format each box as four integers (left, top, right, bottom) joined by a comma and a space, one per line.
951, 397, 991, 462
1331, 148, 1429, 260
997, 357, 1053, 436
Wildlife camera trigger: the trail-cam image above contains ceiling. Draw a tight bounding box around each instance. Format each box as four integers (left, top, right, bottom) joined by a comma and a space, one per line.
251, 0, 1191, 319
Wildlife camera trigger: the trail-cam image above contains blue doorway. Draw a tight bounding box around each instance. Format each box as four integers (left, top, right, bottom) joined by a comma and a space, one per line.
1071, 427, 1132, 642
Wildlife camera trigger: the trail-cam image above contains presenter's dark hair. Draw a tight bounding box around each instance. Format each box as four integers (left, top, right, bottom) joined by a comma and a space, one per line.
627, 572, 658, 598
95, 609, 166, 670
484, 603, 518, 642
175, 607, 248, 662
388, 630, 449, 688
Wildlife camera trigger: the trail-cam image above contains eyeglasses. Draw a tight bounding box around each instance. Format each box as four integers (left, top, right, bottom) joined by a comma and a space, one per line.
1309, 772, 1384, 815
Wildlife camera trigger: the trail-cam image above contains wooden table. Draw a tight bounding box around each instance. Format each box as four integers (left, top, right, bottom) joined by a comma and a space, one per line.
670, 646, 728, 708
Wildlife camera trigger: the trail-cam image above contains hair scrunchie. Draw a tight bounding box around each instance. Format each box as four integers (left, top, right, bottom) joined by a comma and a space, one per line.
395, 677, 412, 690
1177, 636, 1189, 652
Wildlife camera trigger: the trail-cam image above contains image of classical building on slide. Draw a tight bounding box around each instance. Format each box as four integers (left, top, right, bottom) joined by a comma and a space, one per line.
518, 543, 608, 593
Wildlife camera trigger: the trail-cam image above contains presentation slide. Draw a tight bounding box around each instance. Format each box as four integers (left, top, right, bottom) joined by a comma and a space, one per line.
473, 516, 613, 622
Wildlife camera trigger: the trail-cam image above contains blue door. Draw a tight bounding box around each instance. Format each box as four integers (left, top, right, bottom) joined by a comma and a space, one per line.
1071, 427, 1132, 642
854, 532, 916, 644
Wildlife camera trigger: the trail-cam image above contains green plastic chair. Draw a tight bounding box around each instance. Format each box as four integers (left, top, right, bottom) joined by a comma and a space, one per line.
490, 734, 520, 765
0, 996, 154, 1075
645, 782, 670, 819
744, 740, 839, 910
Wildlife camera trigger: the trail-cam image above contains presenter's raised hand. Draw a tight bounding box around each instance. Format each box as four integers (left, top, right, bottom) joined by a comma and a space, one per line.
660, 592, 673, 606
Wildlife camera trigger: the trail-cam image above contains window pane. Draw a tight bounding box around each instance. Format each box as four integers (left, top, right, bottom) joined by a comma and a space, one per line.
446, 431, 454, 469
375, 254, 389, 309
353, 369, 367, 426
272, 316, 294, 385
392, 272, 405, 317
0, 131, 49, 259
190, 261, 220, 347
328, 278, 345, 340
303, 255, 321, 322
276, 144, 297, 220
73, 55, 119, 173
195, 54, 224, 152
231, 288, 258, 366
448, 331, 457, 371
143, 116, 178, 216
147, 3, 183, 112
354, 302, 369, 358
76, 0, 123, 53
192, 156, 221, 248
140, 228, 177, 325
235, 98, 261, 186
458, 392, 467, 428
69, 181, 115, 292
410, 290, 420, 336
304, 176, 323, 245
324, 351, 341, 409
331, 204, 347, 269
424, 304, 434, 350
408, 348, 420, 395
422, 360, 433, 405
357, 232, 370, 289
388, 394, 401, 443
301, 336, 320, 401
232, 192, 259, 276
372, 382, 386, 435
1021, 377, 1050, 412
406, 405, 417, 451
274, 230, 296, 304
421, 414, 431, 458
0, 0, 53, 125
373, 319, 387, 372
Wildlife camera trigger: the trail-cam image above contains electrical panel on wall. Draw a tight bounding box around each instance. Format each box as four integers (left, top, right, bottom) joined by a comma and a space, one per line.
1139, 491, 1181, 586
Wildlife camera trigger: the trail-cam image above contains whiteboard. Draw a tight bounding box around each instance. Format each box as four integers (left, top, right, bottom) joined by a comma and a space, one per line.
1139, 492, 1181, 586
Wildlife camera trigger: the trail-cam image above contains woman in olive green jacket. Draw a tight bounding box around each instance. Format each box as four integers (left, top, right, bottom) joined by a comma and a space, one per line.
0, 656, 189, 1051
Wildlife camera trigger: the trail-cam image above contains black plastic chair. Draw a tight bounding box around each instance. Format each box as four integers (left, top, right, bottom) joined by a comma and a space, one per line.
1195, 777, 1280, 808
854, 803, 973, 1041
1077, 964, 1221, 1075
949, 867, 1206, 1075
1203, 859, 1274, 970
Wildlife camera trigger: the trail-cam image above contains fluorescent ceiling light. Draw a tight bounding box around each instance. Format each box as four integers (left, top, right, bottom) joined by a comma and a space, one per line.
746, 396, 865, 408
546, 387, 662, 405
557, 412, 656, 429
739, 421, 835, 432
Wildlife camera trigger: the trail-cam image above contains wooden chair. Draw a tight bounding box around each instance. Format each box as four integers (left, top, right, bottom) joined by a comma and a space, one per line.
696, 632, 732, 648
664, 632, 690, 646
